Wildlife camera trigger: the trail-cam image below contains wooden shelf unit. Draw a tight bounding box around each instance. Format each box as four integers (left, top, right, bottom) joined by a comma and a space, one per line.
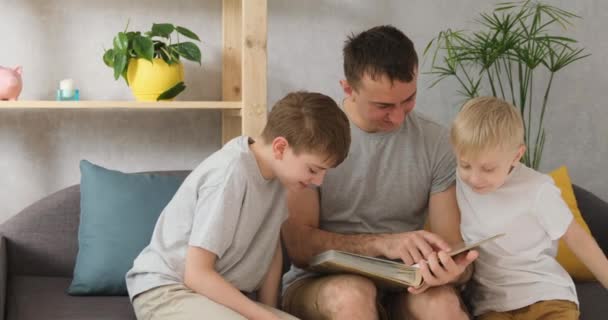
0, 101, 242, 110
0, 0, 267, 144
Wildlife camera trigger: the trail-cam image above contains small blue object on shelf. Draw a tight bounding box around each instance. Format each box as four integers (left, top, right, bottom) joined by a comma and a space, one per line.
56, 89, 80, 101
56, 79, 80, 101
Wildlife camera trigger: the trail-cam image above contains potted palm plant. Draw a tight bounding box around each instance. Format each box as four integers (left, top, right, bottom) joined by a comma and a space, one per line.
103, 22, 202, 101
424, 0, 589, 169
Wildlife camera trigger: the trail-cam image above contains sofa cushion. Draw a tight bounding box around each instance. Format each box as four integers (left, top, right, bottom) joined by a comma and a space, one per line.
7, 276, 135, 320
576, 281, 608, 320
0, 185, 81, 278
68, 160, 186, 296
550, 166, 596, 281
574, 184, 608, 256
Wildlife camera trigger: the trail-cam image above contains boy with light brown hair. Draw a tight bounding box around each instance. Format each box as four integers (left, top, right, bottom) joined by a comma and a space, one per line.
451, 96, 608, 319
126, 91, 350, 320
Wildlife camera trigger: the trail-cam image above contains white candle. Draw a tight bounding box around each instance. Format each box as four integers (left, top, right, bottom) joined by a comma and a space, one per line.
60, 79, 75, 98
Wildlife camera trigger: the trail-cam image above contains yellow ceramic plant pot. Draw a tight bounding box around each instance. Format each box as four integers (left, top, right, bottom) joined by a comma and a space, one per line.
127, 58, 184, 101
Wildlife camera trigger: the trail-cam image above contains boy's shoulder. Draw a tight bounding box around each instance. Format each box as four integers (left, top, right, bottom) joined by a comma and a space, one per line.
188, 137, 255, 189
509, 164, 555, 193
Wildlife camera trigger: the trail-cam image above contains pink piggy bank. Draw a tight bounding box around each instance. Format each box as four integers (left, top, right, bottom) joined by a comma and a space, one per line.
0, 66, 23, 100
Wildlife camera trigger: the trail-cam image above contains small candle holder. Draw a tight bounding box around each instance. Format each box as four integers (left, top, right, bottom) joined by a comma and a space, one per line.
56, 89, 80, 101
56, 79, 80, 101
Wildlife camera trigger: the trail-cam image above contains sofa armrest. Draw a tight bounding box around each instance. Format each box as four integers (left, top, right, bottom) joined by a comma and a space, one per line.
0, 236, 6, 320
573, 185, 608, 256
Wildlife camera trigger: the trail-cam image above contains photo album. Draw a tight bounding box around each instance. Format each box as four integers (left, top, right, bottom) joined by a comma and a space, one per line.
308, 233, 505, 288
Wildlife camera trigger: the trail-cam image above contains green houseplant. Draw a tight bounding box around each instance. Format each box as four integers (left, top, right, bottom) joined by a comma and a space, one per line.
103, 22, 202, 101
424, 1, 589, 169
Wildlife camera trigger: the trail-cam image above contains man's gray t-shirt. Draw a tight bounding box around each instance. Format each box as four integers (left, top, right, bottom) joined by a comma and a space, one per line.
283, 111, 456, 289
127, 136, 287, 300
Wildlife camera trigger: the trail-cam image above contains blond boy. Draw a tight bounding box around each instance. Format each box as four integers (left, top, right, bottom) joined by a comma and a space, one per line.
450, 96, 608, 319
126, 91, 351, 320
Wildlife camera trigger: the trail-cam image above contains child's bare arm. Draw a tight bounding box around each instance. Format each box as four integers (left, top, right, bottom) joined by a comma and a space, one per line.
258, 241, 282, 307
562, 220, 608, 288
184, 246, 281, 320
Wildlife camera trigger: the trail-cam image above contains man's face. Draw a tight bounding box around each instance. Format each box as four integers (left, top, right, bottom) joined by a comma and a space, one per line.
456, 146, 524, 194
343, 72, 417, 132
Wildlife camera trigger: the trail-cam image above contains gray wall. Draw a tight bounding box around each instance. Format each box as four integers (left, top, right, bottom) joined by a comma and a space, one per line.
1, 0, 606, 223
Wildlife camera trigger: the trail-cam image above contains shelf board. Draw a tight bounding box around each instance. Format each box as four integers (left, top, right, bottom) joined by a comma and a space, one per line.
0, 100, 242, 110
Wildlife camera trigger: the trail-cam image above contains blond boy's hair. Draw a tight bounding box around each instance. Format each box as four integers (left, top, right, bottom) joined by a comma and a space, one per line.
450, 96, 524, 157
261, 91, 351, 167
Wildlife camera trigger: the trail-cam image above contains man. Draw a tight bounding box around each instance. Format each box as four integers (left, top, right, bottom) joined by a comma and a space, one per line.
281, 25, 478, 319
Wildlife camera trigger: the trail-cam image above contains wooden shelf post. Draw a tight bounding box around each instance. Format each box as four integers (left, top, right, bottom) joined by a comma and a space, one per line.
222, 0, 267, 144
222, 0, 244, 144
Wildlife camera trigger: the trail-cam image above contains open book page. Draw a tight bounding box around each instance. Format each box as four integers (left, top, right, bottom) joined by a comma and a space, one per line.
447, 233, 506, 256
308, 250, 423, 288
410, 233, 506, 267
308, 233, 505, 289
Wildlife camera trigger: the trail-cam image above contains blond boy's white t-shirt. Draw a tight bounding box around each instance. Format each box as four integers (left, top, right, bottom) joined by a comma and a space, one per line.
457, 163, 577, 316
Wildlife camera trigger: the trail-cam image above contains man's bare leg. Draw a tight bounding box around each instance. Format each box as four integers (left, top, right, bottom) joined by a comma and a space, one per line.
390, 285, 470, 320
284, 274, 379, 320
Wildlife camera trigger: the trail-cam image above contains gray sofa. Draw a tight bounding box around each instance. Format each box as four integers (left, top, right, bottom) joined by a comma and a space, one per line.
0, 171, 606, 319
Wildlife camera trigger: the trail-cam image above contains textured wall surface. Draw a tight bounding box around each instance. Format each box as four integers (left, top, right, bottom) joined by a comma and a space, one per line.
1, 0, 606, 222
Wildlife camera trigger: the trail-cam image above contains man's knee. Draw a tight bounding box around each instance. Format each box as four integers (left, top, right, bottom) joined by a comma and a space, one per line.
318, 275, 378, 316
427, 286, 463, 309
405, 286, 469, 320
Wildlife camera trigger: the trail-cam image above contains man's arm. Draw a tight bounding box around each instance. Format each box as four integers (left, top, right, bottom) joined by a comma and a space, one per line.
428, 185, 462, 244
258, 241, 283, 307
425, 185, 476, 286
282, 188, 451, 268
281, 187, 377, 267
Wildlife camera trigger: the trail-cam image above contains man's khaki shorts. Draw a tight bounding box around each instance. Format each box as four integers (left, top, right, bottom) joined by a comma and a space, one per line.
477, 300, 579, 320
133, 284, 299, 320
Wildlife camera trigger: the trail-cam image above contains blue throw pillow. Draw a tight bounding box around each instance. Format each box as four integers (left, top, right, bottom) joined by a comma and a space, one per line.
68, 160, 186, 296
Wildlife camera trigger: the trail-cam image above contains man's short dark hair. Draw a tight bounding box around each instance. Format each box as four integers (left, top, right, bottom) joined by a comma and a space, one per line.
343, 25, 418, 89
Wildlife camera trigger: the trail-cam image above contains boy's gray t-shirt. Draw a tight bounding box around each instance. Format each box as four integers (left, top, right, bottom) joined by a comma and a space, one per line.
283, 111, 456, 289
126, 136, 287, 300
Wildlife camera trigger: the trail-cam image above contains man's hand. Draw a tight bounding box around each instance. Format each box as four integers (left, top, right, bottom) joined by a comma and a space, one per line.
376, 230, 451, 265
408, 250, 478, 294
